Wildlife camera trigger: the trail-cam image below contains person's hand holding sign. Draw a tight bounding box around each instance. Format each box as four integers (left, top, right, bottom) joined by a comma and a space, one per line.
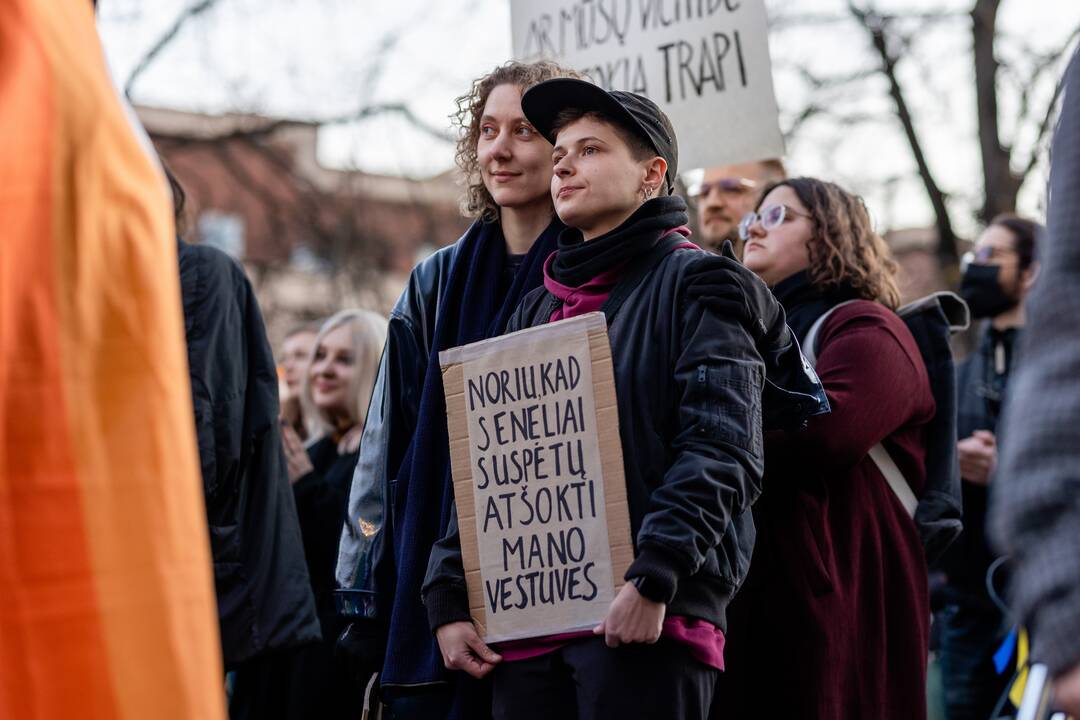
593, 581, 666, 647
435, 621, 502, 679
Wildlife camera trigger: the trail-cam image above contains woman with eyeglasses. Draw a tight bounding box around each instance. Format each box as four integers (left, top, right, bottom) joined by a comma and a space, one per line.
715, 178, 934, 720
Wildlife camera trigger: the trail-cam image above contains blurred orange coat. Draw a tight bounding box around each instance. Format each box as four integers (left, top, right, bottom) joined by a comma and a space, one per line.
0, 1, 225, 718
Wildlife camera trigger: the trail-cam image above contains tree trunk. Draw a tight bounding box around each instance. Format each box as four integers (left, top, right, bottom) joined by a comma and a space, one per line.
972, 0, 1022, 223
867, 24, 960, 268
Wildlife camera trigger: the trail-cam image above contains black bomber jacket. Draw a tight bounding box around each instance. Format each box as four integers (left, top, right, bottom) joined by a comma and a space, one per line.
422, 245, 827, 633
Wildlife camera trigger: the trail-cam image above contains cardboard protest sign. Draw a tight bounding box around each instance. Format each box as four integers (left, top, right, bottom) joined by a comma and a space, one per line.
440, 312, 633, 643
510, 0, 785, 169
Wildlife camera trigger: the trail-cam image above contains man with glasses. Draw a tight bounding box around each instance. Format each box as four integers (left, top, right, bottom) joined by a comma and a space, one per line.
689, 159, 786, 255
938, 214, 1042, 720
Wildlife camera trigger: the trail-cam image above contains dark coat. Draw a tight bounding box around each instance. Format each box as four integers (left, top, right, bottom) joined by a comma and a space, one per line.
178, 239, 320, 667
335, 219, 561, 715
944, 324, 1018, 597
423, 245, 825, 632
276, 436, 363, 718
335, 243, 458, 615
718, 301, 935, 720
296, 437, 360, 644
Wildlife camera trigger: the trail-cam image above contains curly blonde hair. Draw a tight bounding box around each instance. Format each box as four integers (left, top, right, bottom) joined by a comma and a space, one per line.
761, 177, 901, 309
453, 60, 584, 223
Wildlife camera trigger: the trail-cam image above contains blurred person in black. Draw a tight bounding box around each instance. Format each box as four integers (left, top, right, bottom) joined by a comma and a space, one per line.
166, 165, 322, 718
990, 48, 1080, 718
938, 213, 1042, 720
279, 309, 387, 718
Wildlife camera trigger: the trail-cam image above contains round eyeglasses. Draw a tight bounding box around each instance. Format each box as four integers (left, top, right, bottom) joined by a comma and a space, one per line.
738, 204, 813, 241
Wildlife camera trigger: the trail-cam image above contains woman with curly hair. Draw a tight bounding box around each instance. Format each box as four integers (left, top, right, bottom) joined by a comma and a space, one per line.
333, 59, 582, 720
715, 178, 934, 720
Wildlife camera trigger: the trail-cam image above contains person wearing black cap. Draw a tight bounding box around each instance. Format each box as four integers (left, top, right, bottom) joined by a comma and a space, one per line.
422, 78, 827, 720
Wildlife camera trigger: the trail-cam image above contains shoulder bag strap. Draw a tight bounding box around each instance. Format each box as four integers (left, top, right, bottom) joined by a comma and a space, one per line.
802, 301, 917, 518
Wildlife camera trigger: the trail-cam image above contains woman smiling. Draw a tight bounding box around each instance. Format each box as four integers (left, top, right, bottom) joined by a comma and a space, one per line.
333, 60, 584, 720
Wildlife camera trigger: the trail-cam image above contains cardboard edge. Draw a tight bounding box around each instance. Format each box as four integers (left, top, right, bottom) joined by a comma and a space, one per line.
439, 314, 632, 640
439, 360, 487, 636
587, 325, 634, 589
439, 311, 606, 367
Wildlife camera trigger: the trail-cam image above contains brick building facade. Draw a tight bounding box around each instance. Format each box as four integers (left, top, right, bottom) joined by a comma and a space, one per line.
137, 105, 471, 345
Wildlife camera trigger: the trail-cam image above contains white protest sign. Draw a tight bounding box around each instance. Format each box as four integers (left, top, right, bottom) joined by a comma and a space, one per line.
511, 0, 785, 170
440, 312, 632, 643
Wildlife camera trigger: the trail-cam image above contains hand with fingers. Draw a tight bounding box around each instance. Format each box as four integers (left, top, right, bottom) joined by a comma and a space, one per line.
435, 621, 502, 679
957, 430, 997, 486
683, 241, 787, 347
280, 422, 314, 483
592, 582, 666, 648
338, 424, 363, 454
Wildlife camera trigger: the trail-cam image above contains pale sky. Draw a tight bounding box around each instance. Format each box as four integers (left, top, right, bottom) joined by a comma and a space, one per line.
98, 0, 1080, 237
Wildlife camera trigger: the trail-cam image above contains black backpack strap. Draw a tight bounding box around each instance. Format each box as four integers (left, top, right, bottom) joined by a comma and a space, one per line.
600, 235, 687, 325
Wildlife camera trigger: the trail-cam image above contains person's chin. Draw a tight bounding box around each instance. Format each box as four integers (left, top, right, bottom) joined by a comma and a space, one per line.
554, 197, 587, 228
742, 249, 765, 271
313, 390, 341, 408
704, 219, 733, 236
489, 186, 524, 208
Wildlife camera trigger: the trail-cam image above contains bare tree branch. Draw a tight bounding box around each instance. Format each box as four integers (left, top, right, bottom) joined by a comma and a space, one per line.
782, 104, 823, 141
848, 0, 959, 266
769, 8, 963, 32
125, 0, 221, 99
795, 67, 879, 90
1015, 28, 1080, 181
1019, 72, 1069, 182
768, 12, 851, 30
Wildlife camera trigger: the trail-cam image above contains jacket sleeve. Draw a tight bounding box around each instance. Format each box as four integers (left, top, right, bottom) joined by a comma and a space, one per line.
990, 50, 1080, 679
421, 504, 471, 631
682, 251, 830, 430
418, 290, 545, 630
624, 274, 766, 604
234, 258, 322, 653
769, 307, 930, 470
334, 307, 426, 617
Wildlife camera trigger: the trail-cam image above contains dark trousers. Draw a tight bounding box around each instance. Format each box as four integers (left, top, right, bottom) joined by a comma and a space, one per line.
380, 675, 491, 720
230, 642, 365, 720
492, 637, 716, 720
938, 597, 1010, 720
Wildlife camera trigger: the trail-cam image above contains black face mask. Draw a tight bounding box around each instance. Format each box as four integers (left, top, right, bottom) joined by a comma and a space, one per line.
960, 263, 1017, 319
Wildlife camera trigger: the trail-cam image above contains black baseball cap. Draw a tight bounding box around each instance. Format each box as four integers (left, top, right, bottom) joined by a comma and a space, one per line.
521, 78, 679, 195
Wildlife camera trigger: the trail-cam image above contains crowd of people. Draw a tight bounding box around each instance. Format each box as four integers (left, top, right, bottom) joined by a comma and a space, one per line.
174, 55, 1078, 720
174, 54, 1080, 720
6, 3, 1080, 719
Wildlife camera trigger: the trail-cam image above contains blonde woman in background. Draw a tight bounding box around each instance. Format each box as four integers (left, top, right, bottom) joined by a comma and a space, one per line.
276, 309, 387, 719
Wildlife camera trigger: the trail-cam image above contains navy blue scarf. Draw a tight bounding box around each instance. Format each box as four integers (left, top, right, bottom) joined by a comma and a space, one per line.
381, 216, 562, 708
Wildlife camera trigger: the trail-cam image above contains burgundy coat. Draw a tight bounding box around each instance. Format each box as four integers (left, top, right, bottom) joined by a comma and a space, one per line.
716, 301, 934, 720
